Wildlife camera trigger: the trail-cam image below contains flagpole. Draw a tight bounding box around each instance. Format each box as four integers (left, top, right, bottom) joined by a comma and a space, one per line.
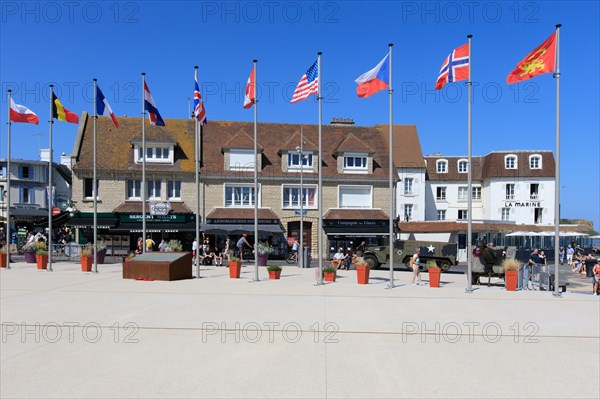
141, 73, 147, 253
253, 59, 259, 282
6, 90, 12, 270
299, 126, 304, 268
316, 51, 324, 286
553, 24, 562, 297
465, 34, 473, 293
92, 79, 98, 273
386, 43, 395, 289
194, 66, 201, 279
47, 85, 54, 272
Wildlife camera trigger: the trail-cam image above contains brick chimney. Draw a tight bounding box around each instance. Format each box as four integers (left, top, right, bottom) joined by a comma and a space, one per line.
330, 117, 355, 126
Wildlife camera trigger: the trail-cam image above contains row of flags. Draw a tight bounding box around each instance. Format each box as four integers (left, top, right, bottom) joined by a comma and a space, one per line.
8, 31, 557, 126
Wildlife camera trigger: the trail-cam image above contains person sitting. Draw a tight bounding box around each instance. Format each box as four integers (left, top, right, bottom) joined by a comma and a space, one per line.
593, 260, 600, 295
331, 248, 347, 269
212, 247, 223, 266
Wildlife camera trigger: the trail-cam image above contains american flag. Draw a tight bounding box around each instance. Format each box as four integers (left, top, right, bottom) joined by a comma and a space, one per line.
194, 70, 207, 125
290, 60, 319, 104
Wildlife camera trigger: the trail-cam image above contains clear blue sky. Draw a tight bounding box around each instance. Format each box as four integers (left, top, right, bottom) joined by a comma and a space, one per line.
1, 1, 598, 229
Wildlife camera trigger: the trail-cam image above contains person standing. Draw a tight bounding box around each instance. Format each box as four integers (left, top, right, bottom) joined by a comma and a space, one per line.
145, 237, 155, 252
192, 239, 198, 261
410, 248, 423, 285
236, 234, 252, 262
482, 243, 497, 275
566, 245, 575, 267
592, 260, 600, 295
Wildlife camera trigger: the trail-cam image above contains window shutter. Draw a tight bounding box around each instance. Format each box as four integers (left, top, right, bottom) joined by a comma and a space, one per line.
19, 188, 23, 203
30, 188, 35, 204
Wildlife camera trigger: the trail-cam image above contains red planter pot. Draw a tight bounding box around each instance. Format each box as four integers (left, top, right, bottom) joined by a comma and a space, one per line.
505, 270, 518, 291
81, 256, 93, 272
36, 255, 48, 270
356, 265, 370, 285
428, 267, 441, 288
24, 251, 36, 263
228, 261, 241, 278
0, 253, 7, 268
268, 270, 281, 280
324, 272, 336, 282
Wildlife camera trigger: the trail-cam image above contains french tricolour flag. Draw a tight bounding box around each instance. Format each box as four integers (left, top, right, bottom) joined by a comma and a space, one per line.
96, 86, 119, 128
144, 81, 165, 126
355, 53, 390, 98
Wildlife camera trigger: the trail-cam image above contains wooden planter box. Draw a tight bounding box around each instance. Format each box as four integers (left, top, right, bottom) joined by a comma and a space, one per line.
122, 252, 193, 281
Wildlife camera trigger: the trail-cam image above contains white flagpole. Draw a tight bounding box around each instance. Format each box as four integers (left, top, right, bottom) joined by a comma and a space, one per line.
47, 85, 54, 272
299, 126, 304, 268
141, 73, 147, 253
6, 90, 12, 270
387, 43, 395, 289
317, 51, 324, 285
553, 24, 562, 297
194, 67, 201, 279
92, 79, 98, 273
466, 34, 474, 293
253, 59, 259, 282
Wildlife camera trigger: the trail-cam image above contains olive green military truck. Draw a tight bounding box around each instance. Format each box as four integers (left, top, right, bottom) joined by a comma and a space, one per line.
360, 240, 459, 272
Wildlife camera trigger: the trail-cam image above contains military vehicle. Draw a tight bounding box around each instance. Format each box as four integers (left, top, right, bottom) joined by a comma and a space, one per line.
361, 240, 459, 272
471, 245, 518, 285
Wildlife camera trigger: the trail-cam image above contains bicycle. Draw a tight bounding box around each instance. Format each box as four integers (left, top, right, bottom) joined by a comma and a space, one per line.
286, 251, 298, 264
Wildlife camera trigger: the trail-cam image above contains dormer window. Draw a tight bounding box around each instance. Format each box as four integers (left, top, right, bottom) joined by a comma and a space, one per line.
458, 159, 468, 173
436, 160, 448, 173
505, 155, 517, 169
343, 153, 368, 172
229, 149, 255, 171
134, 144, 174, 164
288, 151, 313, 170
529, 154, 542, 169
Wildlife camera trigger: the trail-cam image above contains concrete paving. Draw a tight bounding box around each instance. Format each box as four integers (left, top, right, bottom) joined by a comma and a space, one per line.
1, 261, 599, 398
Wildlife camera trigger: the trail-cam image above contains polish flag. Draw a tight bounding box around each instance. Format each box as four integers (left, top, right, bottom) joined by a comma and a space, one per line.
243, 66, 256, 109
9, 98, 39, 124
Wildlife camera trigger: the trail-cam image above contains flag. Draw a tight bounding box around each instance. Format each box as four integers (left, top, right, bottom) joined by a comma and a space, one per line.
51, 92, 79, 124
143, 81, 165, 126
96, 85, 119, 128
435, 43, 469, 90
290, 60, 318, 104
243, 66, 256, 109
355, 53, 390, 98
194, 72, 207, 125
507, 32, 556, 84
9, 98, 39, 124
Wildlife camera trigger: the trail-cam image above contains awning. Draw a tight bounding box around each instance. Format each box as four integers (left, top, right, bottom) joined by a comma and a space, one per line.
200, 223, 283, 235
66, 215, 119, 229
113, 222, 196, 233
324, 226, 389, 236
9, 207, 48, 217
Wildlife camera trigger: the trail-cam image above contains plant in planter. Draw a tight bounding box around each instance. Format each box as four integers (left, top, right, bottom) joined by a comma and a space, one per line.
323, 266, 337, 282
256, 242, 274, 266
356, 259, 371, 285
123, 252, 136, 263
80, 244, 94, 272
228, 255, 242, 279
0, 247, 7, 268
427, 260, 441, 288
166, 239, 183, 252
95, 241, 108, 264
35, 243, 48, 270
502, 259, 520, 291
267, 265, 282, 280
22, 242, 38, 263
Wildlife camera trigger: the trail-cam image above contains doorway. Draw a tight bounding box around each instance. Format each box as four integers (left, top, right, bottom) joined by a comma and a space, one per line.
287, 221, 312, 250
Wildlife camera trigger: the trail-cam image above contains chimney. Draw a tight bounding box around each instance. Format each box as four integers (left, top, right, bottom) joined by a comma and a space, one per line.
60, 152, 72, 170
330, 118, 355, 126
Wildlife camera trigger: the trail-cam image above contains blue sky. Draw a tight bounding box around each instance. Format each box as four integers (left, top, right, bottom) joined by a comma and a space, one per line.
1, 1, 598, 229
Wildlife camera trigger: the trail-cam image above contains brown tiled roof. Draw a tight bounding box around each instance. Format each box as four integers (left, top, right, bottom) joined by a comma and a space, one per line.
206, 208, 279, 220
398, 221, 583, 233
113, 201, 192, 214
222, 128, 263, 151
382, 125, 426, 169
280, 131, 318, 152
332, 133, 373, 155
324, 209, 389, 220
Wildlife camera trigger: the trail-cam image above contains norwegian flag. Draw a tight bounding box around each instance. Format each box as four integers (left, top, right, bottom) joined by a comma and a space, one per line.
194, 70, 207, 125
435, 43, 469, 90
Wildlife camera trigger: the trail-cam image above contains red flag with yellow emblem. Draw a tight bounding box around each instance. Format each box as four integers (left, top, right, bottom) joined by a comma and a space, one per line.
507, 32, 556, 84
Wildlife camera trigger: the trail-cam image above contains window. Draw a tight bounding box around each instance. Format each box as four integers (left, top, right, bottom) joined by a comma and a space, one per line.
505, 155, 517, 169
21, 166, 31, 179
343, 153, 368, 171
458, 160, 468, 173
127, 180, 141, 200
168, 181, 181, 200
84, 178, 99, 199
1, 166, 6, 178
404, 204, 413, 221
505, 184, 515, 200
147, 180, 161, 200
282, 185, 317, 208
530, 183, 539, 199
225, 184, 258, 207
136, 145, 172, 163
21, 187, 33, 204
458, 186, 468, 201
229, 149, 255, 171
436, 160, 448, 173
458, 210, 468, 220
288, 152, 313, 170
436, 186, 447, 201
472, 187, 481, 200
502, 208, 510, 221
437, 210, 446, 221
529, 155, 542, 169
338, 186, 372, 208
534, 208, 543, 224
0, 185, 3, 202
404, 178, 414, 195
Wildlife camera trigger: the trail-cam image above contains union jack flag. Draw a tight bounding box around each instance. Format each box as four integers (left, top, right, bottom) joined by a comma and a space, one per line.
290, 60, 319, 104
194, 70, 207, 125
435, 43, 469, 90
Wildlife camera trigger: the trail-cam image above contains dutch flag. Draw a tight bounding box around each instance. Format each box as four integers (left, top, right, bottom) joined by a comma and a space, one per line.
144, 81, 165, 126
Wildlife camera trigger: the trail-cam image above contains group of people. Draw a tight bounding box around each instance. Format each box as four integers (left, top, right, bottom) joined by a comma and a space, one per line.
330, 241, 367, 270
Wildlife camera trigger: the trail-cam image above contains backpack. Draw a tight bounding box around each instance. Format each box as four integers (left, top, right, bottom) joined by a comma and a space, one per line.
472, 247, 482, 257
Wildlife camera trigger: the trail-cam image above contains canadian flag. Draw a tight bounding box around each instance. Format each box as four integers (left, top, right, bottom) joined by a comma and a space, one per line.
243, 66, 256, 109
10, 98, 39, 124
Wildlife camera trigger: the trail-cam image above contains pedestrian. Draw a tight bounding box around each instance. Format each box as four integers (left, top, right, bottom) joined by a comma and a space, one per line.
482, 243, 497, 275
135, 237, 143, 255
223, 236, 231, 262
593, 260, 600, 295
410, 248, 423, 285
566, 245, 575, 266
236, 234, 252, 261
559, 246, 565, 265
158, 239, 166, 252
192, 239, 198, 262
145, 237, 155, 252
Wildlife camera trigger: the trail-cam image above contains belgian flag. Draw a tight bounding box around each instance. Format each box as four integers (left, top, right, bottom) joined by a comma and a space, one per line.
51, 92, 79, 124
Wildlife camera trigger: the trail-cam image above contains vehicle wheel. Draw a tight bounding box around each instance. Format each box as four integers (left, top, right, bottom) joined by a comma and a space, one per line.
363, 254, 379, 269
285, 253, 296, 264
439, 261, 451, 272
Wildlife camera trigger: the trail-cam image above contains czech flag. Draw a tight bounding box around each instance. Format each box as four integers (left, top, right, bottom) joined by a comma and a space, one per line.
9, 98, 39, 124
96, 85, 119, 128
144, 81, 165, 126
355, 53, 390, 98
